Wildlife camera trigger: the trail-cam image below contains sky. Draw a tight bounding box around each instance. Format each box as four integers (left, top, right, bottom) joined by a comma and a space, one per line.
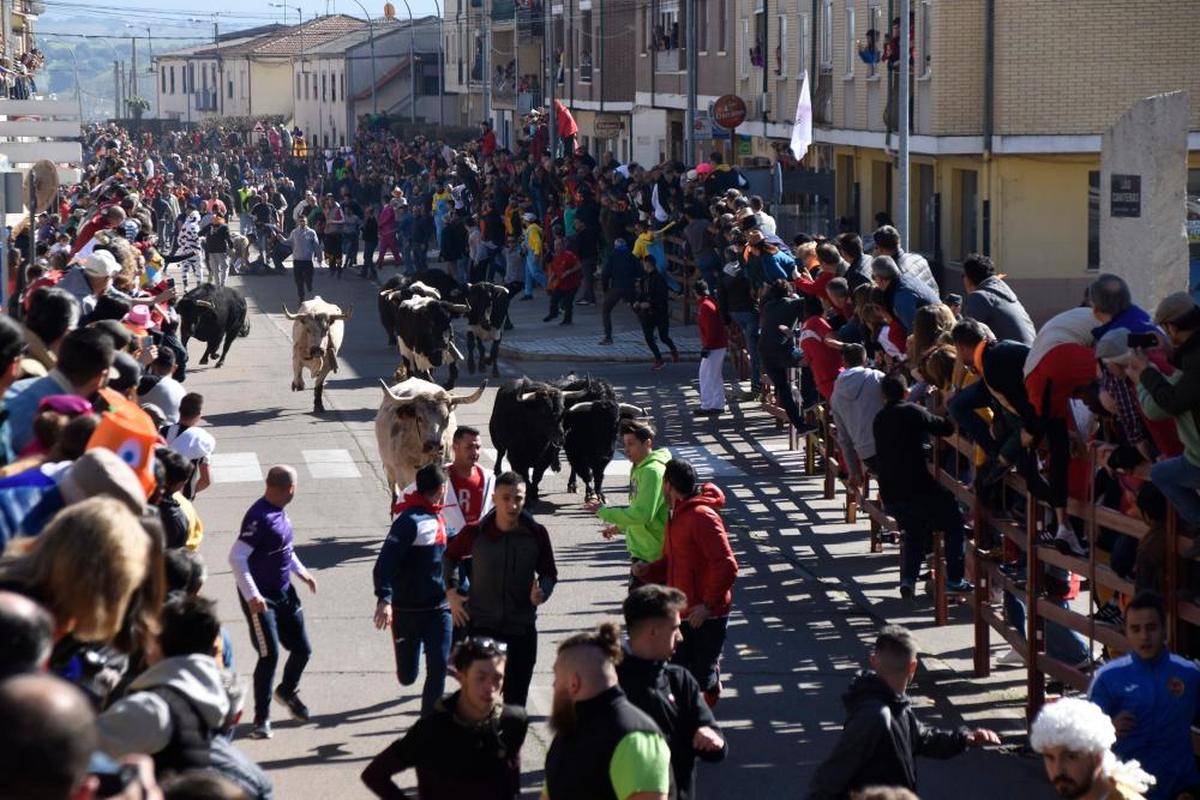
39, 0, 443, 38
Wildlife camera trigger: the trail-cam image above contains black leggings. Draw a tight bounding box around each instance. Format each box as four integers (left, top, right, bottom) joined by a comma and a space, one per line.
764, 362, 806, 432
641, 315, 676, 360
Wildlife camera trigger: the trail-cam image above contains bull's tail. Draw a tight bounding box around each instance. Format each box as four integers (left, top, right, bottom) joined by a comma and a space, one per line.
239, 321, 251, 337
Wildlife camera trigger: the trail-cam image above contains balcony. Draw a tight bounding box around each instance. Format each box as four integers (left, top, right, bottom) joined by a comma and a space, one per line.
194, 89, 218, 112
653, 47, 681, 73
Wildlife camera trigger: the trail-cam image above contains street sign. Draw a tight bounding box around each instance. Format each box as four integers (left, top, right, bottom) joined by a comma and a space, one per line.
711, 95, 747, 130
1111, 174, 1142, 218
594, 114, 624, 138
692, 111, 712, 141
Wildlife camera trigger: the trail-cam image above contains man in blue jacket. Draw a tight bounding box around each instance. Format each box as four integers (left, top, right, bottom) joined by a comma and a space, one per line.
1089, 591, 1200, 800
373, 463, 453, 717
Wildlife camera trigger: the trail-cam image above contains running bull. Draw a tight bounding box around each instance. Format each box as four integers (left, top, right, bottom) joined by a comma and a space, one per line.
465, 281, 512, 378
489, 378, 588, 507
285, 297, 353, 413
557, 374, 643, 505
375, 377, 486, 508
177, 283, 250, 368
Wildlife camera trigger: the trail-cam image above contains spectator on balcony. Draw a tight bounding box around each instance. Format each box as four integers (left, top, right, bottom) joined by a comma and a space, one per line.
960, 253, 1035, 345
1127, 293, 1200, 528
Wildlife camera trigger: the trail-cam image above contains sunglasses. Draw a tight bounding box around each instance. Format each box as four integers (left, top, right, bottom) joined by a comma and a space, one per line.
457, 636, 508, 657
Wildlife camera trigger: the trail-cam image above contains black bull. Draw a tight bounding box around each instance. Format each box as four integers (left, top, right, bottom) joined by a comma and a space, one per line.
177, 284, 250, 368
558, 376, 643, 505
489, 378, 587, 507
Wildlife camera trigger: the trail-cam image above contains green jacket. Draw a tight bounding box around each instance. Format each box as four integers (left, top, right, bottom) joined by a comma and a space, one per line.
597, 449, 671, 562
1140, 369, 1200, 467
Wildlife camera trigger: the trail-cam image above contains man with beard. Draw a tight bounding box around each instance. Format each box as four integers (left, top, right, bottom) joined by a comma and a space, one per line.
618, 585, 726, 800
1031, 697, 1155, 800
543, 622, 671, 800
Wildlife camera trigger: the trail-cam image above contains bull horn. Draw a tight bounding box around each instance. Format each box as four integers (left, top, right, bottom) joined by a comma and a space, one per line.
449, 341, 465, 363
566, 401, 595, 414
449, 303, 470, 316
282, 305, 299, 320
494, 285, 509, 297
561, 388, 588, 402
195, 300, 215, 309
334, 305, 355, 322
448, 381, 486, 406
618, 402, 644, 417
379, 379, 416, 404
519, 391, 539, 403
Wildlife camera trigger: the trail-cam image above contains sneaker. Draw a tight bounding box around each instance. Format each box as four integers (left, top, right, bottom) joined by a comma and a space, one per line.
997, 647, 1025, 666
598, 337, 614, 345
1054, 524, 1087, 557
576, 299, 594, 306
274, 687, 310, 722
945, 579, 974, 594
671, 350, 681, 363
1093, 602, 1124, 628
899, 582, 916, 602
542, 313, 558, 322
651, 360, 666, 371
249, 720, 272, 739
559, 318, 573, 325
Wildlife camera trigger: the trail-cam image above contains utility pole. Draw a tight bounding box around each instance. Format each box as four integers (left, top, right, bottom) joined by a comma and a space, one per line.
897, 0, 910, 246
114, 60, 120, 119
684, 0, 696, 165
482, 4, 491, 127
545, 0, 554, 153
131, 37, 138, 99
432, 0, 444, 127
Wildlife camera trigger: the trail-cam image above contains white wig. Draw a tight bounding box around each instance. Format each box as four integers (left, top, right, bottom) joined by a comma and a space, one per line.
1031, 698, 1155, 795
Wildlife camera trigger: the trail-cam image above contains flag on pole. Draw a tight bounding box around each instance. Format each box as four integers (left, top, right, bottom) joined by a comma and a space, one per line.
790, 72, 813, 162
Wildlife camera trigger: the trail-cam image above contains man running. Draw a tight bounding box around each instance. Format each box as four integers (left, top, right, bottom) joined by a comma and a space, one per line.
229, 465, 317, 739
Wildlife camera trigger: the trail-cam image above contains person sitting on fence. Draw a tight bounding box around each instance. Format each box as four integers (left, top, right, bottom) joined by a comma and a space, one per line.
872, 373, 972, 600
830, 344, 886, 494
1089, 591, 1200, 800
757, 280, 815, 436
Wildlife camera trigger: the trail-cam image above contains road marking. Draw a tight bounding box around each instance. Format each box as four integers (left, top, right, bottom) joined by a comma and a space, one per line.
210, 451, 264, 484
302, 448, 362, 479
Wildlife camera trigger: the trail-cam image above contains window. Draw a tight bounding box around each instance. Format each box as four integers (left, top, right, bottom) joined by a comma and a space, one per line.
1088, 171, 1101, 270
751, 9, 764, 69
331, 72, 337, 102
717, 0, 726, 52
864, 4, 881, 77
296, 74, 301, 99
227, 79, 233, 99
918, 0, 932, 77
796, 12, 809, 77
187, 64, 194, 93
161, 67, 167, 94
340, 72, 345, 100
642, 5, 651, 53
579, 10, 593, 81
739, 18, 749, 76
303, 72, 309, 99
321, 73, 327, 101
819, 0, 833, 68
655, 2, 679, 50
775, 14, 786, 75
169, 66, 175, 94
957, 169, 979, 260
843, 5, 855, 76
696, 0, 707, 53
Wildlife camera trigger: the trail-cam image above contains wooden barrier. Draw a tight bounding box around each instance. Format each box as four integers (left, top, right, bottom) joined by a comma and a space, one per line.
662, 235, 697, 325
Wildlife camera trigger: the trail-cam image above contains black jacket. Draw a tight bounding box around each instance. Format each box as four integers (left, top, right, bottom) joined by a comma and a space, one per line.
979, 340, 1038, 430
617, 652, 726, 800
636, 270, 671, 321
806, 671, 969, 799
758, 295, 806, 367
872, 401, 953, 504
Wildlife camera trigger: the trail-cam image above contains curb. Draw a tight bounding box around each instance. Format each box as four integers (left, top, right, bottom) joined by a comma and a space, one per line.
498, 345, 704, 364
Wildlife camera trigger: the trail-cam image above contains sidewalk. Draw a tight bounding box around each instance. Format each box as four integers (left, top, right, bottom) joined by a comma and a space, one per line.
499, 290, 702, 363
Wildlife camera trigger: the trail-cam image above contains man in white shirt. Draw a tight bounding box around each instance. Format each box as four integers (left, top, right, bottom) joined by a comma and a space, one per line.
166, 392, 216, 500
139, 349, 186, 425
403, 425, 494, 537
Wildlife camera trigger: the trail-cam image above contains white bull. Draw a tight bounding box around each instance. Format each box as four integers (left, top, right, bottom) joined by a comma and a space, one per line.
285, 297, 353, 413
374, 377, 485, 508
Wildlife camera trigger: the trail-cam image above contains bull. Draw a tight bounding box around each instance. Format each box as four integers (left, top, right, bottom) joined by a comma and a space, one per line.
393, 293, 470, 390
375, 377, 486, 507
465, 282, 512, 378
557, 375, 644, 505
284, 297, 353, 413
177, 283, 250, 368
378, 276, 444, 347
489, 378, 587, 507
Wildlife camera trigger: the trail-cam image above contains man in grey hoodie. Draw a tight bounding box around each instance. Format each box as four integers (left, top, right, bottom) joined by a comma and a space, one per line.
961, 253, 1035, 345
829, 344, 886, 491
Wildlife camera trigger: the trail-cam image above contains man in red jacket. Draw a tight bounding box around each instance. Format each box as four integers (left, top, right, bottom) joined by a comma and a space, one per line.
695, 280, 729, 416
637, 458, 738, 706
544, 234, 581, 325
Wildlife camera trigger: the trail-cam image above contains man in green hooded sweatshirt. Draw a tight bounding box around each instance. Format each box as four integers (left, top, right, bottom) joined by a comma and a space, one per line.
585, 419, 671, 590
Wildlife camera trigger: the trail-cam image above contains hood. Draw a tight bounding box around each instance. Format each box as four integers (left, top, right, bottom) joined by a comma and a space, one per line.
393, 490, 445, 516
842, 669, 908, 714
129, 654, 231, 729
835, 366, 878, 401
636, 448, 671, 472
974, 276, 1018, 304
675, 482, 726, 512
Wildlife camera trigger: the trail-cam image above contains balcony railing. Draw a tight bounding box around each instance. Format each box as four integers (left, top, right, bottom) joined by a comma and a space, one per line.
653, 47, 681, 73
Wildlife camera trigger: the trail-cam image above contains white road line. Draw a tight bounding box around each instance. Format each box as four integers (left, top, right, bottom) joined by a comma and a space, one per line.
210, 451, 264, 484
302, 448, 362, 479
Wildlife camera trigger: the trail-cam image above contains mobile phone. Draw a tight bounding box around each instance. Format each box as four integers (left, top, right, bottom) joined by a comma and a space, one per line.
1126, 332, 1158, 349
166, 277, 176, 290
138, 335, 152, 351
93, 762, 139, 797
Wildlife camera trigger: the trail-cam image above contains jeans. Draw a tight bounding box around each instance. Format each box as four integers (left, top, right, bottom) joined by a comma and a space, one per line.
410, 242, 429, 271
1004, 593, 1090, 666
239, 584, 312, 723
641, 314, 677, 361
764, 358, 805, 432
362, 239, 378, 277
578, 256, 598, 303
648, 240, 682, 292
341, 233, 359, 270
948, 380, 997, 457
524, 251, 546, 297
549, 287, 577, 322
471, 625, 537, 708
293, 259, 314, 302
602, 288, 636, 338
206, 252, 229, 287
1151, 456, 1200, 527
674, 616, 729, 693
729, 311, 762, 392
885, 489, 967, 587
392, 607, 453, 717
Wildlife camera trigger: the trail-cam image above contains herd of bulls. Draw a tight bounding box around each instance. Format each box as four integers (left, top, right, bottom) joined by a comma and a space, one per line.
174, 274, 642, 512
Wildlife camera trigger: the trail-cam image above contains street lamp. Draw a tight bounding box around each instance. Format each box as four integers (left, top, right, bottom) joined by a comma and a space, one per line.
349, 0, 378, 115
399, 0, 416, 124
431, 0, 444, 127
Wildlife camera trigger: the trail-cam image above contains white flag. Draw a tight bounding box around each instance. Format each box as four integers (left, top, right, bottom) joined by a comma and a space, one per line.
790, 72, 813, 162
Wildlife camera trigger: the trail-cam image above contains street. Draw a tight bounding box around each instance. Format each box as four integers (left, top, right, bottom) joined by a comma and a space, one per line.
188, 262, 1055, 799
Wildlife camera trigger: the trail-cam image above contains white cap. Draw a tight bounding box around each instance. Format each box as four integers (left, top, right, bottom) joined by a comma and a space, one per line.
83, 249, 121, 278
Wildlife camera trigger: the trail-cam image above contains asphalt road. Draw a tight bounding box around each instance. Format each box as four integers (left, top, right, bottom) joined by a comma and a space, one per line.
186, 263, 1056, 799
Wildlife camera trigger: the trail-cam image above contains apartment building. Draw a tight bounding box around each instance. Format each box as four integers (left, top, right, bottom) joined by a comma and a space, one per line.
813, 0, 1200, 319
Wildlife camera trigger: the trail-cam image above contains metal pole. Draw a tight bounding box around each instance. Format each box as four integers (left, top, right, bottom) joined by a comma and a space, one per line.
351, 0, 378, 115
897, 0, 910, 246
131, 37, 138, 98
432, 0, 444, 127
545, 0, 554, 153
67, 46, 83, 122
482, 4, 491, 127
401, 0, 416, 124
684, 0, 696, 165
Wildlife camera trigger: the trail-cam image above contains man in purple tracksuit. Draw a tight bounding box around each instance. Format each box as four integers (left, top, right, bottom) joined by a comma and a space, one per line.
228, 464, 318, 739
